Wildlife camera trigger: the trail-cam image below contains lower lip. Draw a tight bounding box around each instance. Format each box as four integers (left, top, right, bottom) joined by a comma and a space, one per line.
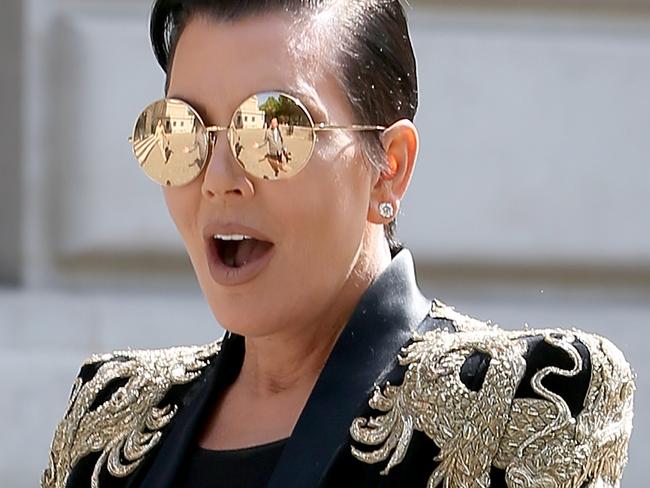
206, 239, 275, 286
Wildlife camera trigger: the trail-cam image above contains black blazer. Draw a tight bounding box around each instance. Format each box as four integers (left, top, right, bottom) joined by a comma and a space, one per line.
42, 249, 634, 488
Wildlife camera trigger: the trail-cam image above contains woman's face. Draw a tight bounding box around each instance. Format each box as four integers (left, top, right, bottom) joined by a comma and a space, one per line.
165, 14, 380, 337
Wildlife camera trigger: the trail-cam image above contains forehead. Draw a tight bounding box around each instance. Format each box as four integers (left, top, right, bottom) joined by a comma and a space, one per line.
167, 14, 335, 122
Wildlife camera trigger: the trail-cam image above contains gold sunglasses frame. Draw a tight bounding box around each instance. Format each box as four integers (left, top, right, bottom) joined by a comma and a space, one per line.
129, 90, 387, 186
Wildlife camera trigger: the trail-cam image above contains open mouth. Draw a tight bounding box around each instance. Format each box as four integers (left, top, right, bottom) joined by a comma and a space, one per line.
212, 235, 274, 269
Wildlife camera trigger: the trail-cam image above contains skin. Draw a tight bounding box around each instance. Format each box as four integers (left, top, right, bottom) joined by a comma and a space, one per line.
164, 13, 419, 449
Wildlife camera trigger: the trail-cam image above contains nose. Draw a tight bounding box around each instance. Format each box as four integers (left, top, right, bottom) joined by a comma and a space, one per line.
201, 132, 254, 201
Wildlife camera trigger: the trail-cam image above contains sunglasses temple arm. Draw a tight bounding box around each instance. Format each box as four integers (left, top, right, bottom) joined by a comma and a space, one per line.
313, 125, 386, 132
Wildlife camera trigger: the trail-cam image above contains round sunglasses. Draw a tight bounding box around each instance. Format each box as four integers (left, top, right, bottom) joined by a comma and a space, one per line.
129, 91, 387, 187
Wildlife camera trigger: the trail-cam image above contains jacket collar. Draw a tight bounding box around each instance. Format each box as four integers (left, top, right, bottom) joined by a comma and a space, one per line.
268, 248, 431, 487
139, 248, 431, 488
137, 330, 243, 488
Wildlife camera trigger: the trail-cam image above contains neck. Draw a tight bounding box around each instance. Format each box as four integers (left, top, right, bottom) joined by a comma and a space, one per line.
236, 229, 392, 400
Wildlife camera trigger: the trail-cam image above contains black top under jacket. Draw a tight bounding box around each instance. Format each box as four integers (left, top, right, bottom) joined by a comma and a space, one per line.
177, 438, 289, 488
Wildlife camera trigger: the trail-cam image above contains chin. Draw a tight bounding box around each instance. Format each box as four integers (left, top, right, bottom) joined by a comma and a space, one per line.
208, 303, 285, 338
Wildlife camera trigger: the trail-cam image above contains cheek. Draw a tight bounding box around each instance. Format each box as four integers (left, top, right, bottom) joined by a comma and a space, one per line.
281, 140, 371, 264
218, 157, 370, 334
162, 184, 201, 246
320, 135, 372, 221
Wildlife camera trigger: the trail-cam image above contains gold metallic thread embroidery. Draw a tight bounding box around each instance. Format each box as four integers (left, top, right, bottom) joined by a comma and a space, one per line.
42, 340, 222, 488
41, 301, 634, 488
350, 301, 635, 488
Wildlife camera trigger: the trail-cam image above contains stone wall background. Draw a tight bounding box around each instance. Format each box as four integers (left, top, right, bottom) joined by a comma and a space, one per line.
0, 1, 647, 486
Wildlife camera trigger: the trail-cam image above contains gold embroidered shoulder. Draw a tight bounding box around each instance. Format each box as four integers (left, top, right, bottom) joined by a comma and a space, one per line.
350, 300, 635, 488
41, 340, 222, 488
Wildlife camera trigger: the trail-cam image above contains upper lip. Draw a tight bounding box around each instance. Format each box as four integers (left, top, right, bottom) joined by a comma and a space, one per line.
202, 222, 274, 244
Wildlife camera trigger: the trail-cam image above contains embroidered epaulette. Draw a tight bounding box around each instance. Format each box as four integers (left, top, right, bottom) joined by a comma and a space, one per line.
41, 339, 223, 488
350, 300, 635, 488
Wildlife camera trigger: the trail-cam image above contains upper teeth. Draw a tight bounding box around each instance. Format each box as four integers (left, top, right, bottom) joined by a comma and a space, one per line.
213, 234, 253, 241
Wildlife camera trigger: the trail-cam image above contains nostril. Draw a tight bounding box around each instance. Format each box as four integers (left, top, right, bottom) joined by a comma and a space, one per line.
200, 160, 253, 198
202, 186, 241, 199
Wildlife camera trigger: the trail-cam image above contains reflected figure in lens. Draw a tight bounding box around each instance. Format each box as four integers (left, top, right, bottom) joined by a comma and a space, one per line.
132, 116, 173, 168
230, 126, 244, 159
155, 119, 172, 164
182, 130, 208, 170
254, 117, 291, 177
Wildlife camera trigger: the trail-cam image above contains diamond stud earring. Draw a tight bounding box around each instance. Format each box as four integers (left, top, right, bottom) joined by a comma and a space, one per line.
379, 202, 395, 219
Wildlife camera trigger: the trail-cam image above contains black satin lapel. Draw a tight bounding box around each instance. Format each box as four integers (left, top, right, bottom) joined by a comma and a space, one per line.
139, 332, 244, 488
267, 249, 431, 488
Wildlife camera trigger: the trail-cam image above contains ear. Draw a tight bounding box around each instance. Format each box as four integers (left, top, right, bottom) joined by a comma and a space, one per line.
367, 119, 419, 224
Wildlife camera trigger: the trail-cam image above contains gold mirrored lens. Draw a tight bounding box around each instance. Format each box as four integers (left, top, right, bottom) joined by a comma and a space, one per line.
131, 99, 208, 186
228, 91, 315, 180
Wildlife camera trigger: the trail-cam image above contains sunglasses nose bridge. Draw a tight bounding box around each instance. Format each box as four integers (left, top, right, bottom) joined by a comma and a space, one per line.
205, 126, 232, 146
204, 126, 240, 174
204, 126, 231, 163
205, 127, 217, 146
200, 128, 255, 200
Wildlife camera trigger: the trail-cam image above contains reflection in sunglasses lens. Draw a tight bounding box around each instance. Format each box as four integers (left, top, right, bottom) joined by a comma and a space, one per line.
131, 92, 317, 186
229, 91, 315, 180
132, 99, 208, 186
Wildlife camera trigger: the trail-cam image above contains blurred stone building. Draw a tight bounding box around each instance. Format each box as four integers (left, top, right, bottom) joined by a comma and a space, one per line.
0, 0, 648, 486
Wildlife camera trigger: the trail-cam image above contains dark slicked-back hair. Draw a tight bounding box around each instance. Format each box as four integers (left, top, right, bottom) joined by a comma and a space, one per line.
149, 0, 418, 256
